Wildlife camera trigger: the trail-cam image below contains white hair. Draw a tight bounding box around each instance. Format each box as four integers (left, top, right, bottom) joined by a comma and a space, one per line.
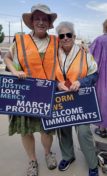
56, 21, 75, 35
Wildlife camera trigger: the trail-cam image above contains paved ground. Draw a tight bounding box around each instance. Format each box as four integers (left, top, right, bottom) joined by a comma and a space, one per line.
0, 67, 106, 176
0, 115, 106, 176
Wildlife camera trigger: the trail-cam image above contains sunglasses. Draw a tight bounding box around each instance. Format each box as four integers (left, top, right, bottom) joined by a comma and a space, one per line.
59, 33, 73, 39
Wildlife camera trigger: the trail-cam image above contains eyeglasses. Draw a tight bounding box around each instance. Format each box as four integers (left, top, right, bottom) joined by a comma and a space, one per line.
59, 33, 73, 39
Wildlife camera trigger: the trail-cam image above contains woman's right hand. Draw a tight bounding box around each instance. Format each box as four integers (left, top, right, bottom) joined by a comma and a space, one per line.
69, 80, 80, 92
12, 70, 26, 79
58, 81, 69, 91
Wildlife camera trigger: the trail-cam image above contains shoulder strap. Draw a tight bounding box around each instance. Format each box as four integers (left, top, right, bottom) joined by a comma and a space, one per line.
20, 34, 32, 77
78, 48, 84, 79
50, 36, 57, 80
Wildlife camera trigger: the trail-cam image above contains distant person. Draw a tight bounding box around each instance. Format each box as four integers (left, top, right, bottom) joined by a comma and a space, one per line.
55, 21, 99, 176
4, 3, 58, 176
90, 19, 107, 138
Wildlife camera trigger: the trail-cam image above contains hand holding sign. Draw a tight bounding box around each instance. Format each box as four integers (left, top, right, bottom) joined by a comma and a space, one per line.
64, 79, 72, 89
69, 80, 81, 92
58, 81, 69, 91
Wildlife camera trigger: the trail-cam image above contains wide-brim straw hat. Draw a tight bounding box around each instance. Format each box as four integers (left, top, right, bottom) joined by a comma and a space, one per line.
22, 4, 57, 29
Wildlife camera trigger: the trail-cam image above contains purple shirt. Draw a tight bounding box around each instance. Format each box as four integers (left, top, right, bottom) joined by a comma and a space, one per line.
90, 34, 107, 127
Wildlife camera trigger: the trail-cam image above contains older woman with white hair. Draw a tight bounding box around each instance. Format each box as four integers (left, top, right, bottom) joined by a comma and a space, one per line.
4, 3, 58, 176
56, 21, 99, 176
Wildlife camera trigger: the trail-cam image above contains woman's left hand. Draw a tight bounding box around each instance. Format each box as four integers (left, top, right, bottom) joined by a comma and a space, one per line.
58, 81, 69, 91
69, 80, 80, 92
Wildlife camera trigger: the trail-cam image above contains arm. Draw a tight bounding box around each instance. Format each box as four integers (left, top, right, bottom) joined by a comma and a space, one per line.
4, 52, 17, 74
90, 38, 103, 66
4, 49, 26, 79
78, 72, 98, 87
69, 72, 98, 92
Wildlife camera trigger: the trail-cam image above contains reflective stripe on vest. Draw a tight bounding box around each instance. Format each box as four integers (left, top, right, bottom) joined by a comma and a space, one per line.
56, 48, 88, 82
15, 34, 58, 80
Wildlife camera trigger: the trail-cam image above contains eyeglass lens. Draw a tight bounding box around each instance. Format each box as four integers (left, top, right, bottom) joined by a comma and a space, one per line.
59, 33, 73, 39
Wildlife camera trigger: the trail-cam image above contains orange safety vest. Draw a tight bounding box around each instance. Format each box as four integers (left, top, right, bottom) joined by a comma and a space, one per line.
15, 34, 58, 80
56, 48, 88, 83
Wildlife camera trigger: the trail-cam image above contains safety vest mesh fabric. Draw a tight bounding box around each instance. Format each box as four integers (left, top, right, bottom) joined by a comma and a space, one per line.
15, 34, 58, 80
56, 49, 88, 82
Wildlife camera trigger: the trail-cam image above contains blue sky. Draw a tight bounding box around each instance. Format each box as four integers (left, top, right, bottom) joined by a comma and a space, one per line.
0, 0, 107, 41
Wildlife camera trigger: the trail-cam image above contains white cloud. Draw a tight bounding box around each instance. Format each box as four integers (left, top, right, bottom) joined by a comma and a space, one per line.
87, 1, 107, 13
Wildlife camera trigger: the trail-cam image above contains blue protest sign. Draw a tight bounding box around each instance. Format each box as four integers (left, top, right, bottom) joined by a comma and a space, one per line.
42, 87, 102, 130
0, 74, 56, 118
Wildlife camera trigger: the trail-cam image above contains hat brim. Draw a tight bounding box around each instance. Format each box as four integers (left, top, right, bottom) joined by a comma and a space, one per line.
22, 11, 57, 30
